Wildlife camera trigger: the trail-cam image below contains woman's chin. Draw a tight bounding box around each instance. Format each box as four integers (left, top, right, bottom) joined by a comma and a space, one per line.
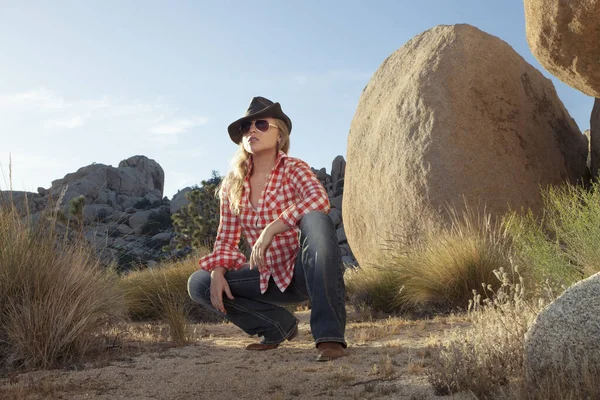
247, 145, 277, 155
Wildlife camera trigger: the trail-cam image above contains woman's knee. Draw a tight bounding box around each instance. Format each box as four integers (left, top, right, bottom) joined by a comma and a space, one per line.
299, 211, 334, 236
187, 269, 212, 305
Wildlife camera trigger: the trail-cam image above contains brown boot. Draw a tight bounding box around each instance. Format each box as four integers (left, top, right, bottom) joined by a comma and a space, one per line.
316, 342, 345, 361
245, 323, 299, 351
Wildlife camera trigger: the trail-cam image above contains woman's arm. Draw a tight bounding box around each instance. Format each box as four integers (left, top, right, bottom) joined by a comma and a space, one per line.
277, 158, 330, 228
198, 185, 247, 272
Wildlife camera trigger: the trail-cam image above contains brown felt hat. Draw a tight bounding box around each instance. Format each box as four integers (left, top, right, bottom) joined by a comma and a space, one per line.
227, 96, 292, 144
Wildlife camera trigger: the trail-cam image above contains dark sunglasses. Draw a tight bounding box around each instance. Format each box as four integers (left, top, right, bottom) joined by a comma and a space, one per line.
240, 119, 279, 135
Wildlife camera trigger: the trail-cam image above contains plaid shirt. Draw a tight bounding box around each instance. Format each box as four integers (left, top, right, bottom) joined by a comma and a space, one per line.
198, 151, 330, 293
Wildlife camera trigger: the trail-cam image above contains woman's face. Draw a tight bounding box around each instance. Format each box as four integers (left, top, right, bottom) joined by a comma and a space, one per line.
241, 117, 280, 155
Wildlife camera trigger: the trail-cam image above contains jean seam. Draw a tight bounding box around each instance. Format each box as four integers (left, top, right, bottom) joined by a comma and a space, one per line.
289, 281, 309, 299
315, 337, 347, 348
224, 300, 288, 344
227, 277, 260, 285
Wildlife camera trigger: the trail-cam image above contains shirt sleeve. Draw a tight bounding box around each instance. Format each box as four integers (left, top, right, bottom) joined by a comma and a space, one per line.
198, 184, 247, 272
278, 158, 331, 228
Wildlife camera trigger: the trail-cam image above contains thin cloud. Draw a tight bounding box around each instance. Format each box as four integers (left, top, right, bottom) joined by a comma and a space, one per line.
0, 87, 209, 138
150, 117, 208, 135
45, 114, 87, 129
0, 87, 67, 110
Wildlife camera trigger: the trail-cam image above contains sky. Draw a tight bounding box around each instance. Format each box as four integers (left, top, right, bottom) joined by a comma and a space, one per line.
0, 0, 594, 199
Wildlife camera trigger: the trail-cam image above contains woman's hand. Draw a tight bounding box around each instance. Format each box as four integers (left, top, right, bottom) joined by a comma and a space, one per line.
249, 228, 274, 271
210, 267, 234, 314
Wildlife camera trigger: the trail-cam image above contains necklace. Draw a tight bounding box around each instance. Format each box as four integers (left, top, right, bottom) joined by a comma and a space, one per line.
254, 173, 269, 187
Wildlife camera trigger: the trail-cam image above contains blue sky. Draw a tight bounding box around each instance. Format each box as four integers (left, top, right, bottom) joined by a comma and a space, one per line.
0, 0, 594, 198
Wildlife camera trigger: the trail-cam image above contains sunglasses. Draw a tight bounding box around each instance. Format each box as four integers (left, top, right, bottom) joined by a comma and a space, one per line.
240, 119, 279, 135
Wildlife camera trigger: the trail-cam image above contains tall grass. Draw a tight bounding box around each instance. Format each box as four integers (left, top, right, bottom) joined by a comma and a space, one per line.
344, 267, 406, 314
119, 253, 221, 345
0, 200, 124, 369
395, 210, 513, 309
346, 208, 513, 313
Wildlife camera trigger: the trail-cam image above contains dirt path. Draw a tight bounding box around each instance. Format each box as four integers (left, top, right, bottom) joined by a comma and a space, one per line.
0, 311, 473, 400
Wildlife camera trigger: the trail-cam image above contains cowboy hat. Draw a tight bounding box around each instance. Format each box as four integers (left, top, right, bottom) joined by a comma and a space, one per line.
228, 96, 292, 144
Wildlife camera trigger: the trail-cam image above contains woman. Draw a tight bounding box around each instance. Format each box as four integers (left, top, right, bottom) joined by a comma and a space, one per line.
187, 96, 346, 361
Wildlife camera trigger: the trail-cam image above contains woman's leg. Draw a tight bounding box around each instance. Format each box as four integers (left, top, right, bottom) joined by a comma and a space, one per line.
296, 211, 347, 349
187, 266, 307, 345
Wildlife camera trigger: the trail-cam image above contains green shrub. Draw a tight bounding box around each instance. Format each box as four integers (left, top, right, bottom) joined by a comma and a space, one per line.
505, 182, 600, 287
171, 171, 222, 250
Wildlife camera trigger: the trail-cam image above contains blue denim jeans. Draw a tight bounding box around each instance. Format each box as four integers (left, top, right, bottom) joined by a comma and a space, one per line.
187, 211, 347, 347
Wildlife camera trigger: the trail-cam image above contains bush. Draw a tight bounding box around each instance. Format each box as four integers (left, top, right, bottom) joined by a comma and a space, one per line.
427, 265, 545, 397
0, 201, 124, 369
346, 208, 513, 313
171, 171, 222, 250
505, 182, 600, 287
119, 252, 223, 329
427, 265, 600, 399
344, 267, 405, 314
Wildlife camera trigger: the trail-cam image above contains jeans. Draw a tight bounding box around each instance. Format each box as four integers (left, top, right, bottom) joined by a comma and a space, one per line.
187, 211, 347, 347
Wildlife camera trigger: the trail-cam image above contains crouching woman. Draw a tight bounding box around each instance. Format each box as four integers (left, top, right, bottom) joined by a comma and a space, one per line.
187, 96, 346, 361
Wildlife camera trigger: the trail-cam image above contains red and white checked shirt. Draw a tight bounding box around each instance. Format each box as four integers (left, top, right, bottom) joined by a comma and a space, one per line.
198, 151, 330, 293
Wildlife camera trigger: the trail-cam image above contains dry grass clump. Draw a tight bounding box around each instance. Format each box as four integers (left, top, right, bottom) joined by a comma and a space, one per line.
118, 253, 221, 345
344, 267, 406, 313
0, 200, 124, 369
346, 208, 513, 313
426, 266, 555, 398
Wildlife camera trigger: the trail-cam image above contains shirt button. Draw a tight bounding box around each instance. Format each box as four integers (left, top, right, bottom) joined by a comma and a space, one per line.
255, 217, 260, 227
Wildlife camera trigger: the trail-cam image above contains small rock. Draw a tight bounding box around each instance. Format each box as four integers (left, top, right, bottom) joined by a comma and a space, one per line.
342, 256, 356, 266
336, 225, 347, 243
151, 232, 172, 243
330, 195, 343, 211
328, 208, 342, 226
128, 210, 153, 230
117, 224, 133, 235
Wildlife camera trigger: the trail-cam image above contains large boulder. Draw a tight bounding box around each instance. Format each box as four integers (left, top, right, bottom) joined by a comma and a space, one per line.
524, 0, 600, 97
524, 272, 600, 385
343, 24, 588, 266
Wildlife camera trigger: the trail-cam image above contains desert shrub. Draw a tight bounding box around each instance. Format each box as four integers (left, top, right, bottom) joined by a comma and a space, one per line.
427, 264, 599, 399
346, 208, 513, 313
118, 252, 223, 328
0, 201, 124, 369
171, 171, 222, 250
427, 265, 546, 397
505, 182, 600, 287
344, 267, 405, 313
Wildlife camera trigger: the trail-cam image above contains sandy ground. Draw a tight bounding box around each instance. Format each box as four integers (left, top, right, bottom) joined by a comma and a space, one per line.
0, 311, 474, 400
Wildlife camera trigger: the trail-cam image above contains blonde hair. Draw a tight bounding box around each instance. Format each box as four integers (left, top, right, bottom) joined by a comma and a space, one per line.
219, 118, 290, 215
